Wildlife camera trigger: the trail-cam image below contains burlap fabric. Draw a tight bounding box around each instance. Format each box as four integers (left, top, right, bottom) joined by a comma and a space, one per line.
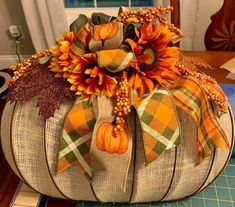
1, 98, 234, 203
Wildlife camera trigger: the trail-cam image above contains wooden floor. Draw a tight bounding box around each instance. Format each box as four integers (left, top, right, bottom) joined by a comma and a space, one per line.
13, 183, 41, 207
0, 100, 20, 207
12, 182, 76, 207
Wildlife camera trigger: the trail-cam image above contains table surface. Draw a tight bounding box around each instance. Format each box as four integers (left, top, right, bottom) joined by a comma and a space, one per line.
76, 160, 235, 207
183, 51, 235, 84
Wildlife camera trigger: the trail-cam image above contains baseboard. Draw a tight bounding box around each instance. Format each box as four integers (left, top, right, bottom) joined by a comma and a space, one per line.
0, 55, 30, 69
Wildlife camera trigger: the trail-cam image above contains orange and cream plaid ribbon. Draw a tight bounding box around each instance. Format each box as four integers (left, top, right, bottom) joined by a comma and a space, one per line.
132, 85, 181, 163
171, 76, 229, 162
97, 48, 134, 73
57, 98, 96, 180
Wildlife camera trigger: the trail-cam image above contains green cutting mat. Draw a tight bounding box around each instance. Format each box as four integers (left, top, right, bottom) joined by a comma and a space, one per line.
76, 159, 235, 207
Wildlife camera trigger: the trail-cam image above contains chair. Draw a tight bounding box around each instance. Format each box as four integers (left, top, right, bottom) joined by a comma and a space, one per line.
204, 0, 235, 51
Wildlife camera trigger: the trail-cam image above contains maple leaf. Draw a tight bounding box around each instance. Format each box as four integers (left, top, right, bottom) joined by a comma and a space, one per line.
7, 61, 76, 119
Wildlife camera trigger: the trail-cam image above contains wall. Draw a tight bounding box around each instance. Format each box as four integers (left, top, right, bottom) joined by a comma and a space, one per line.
181, 0, 224, 50
0, 0, 35, 67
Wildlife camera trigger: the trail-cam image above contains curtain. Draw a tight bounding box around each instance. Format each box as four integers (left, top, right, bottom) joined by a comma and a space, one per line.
180, 0, 200, 50
20, 0, 68, 51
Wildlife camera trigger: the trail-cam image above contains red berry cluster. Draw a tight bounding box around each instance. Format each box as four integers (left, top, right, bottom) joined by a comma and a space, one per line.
113, 72, 131, 135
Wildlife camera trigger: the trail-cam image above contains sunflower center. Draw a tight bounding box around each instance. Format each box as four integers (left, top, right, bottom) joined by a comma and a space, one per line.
143, 48, 155, 65
140, 43, 158, 73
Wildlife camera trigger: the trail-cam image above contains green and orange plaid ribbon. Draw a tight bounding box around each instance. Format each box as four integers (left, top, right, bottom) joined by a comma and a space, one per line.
132, 85, 181, 164
57, 98, 96, 180
97, 49, 134, 73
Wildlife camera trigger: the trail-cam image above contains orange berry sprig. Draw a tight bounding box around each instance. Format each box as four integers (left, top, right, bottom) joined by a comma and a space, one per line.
116, 6, 173, 24
115, 6, 181, 36
177, 63, 228, 113
9, 50, 51, 86
113, 72, 131, 136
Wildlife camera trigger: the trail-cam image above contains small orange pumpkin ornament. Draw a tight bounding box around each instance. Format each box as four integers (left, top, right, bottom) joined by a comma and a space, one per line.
96, 122, 129, 154
93, 22, 119, 41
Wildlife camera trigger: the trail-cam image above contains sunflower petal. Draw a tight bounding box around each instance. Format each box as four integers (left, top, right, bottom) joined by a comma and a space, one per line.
138, 83, 145, 96
101, 75, 117, 97
143, 76, 154, 92
125, 39, 138, 51
128, 73, 136, 87
133, 73, 142, 90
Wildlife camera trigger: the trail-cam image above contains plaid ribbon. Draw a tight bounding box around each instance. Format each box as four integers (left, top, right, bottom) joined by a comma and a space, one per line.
70, 23, 92, 58
171, 76, 229, 163
97, 49, 134, 73
57, 77, 229, 180
57, 98, 96, 180
132, 85, 181, 163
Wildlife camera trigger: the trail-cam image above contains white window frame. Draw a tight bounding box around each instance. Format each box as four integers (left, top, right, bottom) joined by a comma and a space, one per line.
64, 0, 157, 25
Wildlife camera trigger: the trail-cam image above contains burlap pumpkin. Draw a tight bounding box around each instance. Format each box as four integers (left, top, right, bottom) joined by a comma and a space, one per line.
1, 98, 234, 203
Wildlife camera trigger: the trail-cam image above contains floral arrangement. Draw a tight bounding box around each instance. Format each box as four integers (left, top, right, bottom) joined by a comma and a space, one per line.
7, 6, 229, 180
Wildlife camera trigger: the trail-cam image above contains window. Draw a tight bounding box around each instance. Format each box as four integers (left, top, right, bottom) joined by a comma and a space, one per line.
64, 0, 154, 8
64, 0, 159, 26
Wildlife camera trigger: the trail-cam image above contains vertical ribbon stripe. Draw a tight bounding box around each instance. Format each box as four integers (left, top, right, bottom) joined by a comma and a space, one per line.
57, 98, 96, 180
171, 76, 229, 163
132, 86, 181, 163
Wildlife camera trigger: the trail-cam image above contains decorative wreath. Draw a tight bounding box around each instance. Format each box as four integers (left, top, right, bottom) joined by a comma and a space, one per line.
7, 6, 229, 185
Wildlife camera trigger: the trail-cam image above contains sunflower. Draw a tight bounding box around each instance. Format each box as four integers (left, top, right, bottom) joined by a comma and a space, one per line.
126, 22, 181, 96
49, 31, 76, 78
68, 54, 117, 97
49, 31, 117, 98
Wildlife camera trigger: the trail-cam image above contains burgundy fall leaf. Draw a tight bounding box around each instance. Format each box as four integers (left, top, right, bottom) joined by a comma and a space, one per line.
7, 61, 75, 119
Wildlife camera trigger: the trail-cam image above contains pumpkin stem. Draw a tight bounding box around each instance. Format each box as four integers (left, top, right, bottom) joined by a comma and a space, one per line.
101, 39, 105, 47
